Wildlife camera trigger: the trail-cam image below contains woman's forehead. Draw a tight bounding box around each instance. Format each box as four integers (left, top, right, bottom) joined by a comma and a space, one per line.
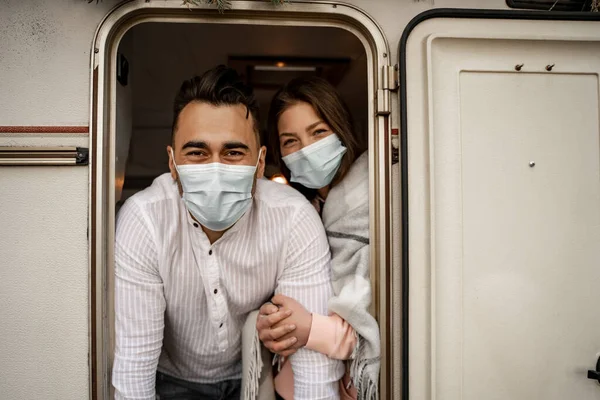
278, 102, 324, 131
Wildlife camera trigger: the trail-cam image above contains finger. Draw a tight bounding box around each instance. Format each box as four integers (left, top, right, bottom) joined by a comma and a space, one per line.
266, 309, 292, 326
265, 324, 297, 341
258, 320, 296, 341
256, 312, 274, 330
256, 309, 292, 330
270, 337, 298, 353
259, 303, 279, 316
278, 348, 298, 358
270, 313, 296, 330
271, 294, 290, 306
262, 340, 279, 353
272, 331, 296, 342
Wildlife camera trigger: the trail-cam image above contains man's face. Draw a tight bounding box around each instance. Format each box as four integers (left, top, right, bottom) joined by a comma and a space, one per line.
167, 101, 266, 194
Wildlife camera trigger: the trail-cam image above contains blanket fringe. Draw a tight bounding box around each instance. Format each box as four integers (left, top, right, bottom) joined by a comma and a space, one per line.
243, 328, 264, 400
350, 337, 380, 400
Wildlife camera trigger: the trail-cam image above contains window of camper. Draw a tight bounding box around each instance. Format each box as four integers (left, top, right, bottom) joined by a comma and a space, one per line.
506, 0, 593, 11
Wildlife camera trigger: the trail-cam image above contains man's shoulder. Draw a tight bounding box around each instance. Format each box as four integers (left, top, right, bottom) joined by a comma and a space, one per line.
127, 173, 178, 204
254, 178, 311, 211
118, 173, 179, 219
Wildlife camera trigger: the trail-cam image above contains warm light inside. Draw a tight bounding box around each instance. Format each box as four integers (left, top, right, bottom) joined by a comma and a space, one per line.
275, 61, 286, 68
270, 174, 288, 185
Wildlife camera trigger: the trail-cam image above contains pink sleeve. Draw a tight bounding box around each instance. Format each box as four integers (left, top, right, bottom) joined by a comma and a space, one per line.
305, 313, 357, 360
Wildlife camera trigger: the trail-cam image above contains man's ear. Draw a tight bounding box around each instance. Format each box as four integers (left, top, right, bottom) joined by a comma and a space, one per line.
257, 145, 267, 179
167, 145, 177, 181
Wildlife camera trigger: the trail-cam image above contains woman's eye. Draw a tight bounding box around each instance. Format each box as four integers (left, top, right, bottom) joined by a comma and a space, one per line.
313, 129, 328, 136
282, 139, 296, 147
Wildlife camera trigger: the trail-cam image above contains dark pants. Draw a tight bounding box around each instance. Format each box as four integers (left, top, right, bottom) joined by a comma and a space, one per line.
156, 371, 241, 400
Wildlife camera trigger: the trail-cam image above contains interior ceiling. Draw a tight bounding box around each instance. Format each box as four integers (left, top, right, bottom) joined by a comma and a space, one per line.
130, 22, 366, 128
120, 21, 367, 193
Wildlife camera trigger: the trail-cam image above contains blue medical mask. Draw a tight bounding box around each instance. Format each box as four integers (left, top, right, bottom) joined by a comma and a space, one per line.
171, 149, 261, 232
282, 134, 347, 189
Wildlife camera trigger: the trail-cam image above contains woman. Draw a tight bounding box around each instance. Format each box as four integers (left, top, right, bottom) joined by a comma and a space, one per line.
256, 76, 380, 400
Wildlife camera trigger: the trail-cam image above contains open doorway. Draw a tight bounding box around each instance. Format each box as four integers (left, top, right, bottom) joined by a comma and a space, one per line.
112, 21, 372, 397
92, 3, 392, 398
115, 23, 367, 207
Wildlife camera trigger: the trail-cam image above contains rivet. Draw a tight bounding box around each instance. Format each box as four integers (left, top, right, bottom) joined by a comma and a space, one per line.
332, 4, 337, 7
546, 64, 555, 71
529, 161, 535, 167
515, 64, 524, 71
94, 48, 99, 54
383, 53, 387, 58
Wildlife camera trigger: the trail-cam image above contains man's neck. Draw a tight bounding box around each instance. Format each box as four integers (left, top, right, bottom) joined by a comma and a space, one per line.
188, 213, 226, 244
202, 225, 225, 244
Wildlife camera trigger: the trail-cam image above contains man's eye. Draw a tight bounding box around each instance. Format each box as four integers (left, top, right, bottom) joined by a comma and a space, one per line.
226, 151, 243, 156
187, 151, 205, 156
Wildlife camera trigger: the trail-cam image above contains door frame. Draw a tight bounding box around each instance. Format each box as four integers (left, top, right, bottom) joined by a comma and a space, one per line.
90, 1, 393, 399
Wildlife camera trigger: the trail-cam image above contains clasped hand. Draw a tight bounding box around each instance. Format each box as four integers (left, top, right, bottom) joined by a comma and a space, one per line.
255, 294, 313, 357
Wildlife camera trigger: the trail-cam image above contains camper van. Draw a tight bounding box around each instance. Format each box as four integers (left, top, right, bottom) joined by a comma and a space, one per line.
1, 0, 600, 398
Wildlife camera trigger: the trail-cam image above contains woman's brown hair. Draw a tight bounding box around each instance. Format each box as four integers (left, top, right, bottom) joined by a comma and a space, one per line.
267, 76, 363, 199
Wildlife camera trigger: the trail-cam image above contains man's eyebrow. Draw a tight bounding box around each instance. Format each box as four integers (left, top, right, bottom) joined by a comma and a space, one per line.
182, 141, 209, 150
223, 141, 250, 151
305, 120, 325, 132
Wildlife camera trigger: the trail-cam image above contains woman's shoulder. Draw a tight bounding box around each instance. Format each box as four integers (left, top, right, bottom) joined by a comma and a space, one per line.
354, 150, 369, 166
349, 151, 369, 181
323, 151, 369, 223
341, 151, 369, 194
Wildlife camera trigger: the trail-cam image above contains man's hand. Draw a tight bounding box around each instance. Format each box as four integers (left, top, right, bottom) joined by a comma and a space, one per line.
256, 294, 313, 357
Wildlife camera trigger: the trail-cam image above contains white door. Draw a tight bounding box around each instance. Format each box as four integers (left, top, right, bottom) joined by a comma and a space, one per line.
401, 11, 600, 400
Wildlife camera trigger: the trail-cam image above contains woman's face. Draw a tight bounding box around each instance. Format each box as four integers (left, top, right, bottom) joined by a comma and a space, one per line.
277, 101, 335, 157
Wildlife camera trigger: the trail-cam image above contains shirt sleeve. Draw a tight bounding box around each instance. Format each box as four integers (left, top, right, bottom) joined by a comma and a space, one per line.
306, 313, 357, 360
275, 202, 345, 400
112, 199, 165, 400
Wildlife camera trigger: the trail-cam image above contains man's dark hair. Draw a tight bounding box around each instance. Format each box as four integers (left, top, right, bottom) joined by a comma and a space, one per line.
172, 65, 260, 145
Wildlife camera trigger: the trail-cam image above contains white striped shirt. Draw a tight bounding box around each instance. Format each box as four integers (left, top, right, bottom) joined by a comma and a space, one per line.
112, 173, 344, 399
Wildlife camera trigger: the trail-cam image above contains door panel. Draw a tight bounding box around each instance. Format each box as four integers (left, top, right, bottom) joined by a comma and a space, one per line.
461, 71, 600, 400
401, 12, 600, 400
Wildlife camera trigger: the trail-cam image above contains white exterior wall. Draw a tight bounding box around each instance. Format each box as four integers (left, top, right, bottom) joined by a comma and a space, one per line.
0, 136, 89, 399
0, 1, 112, 399
0, 1, 509, 399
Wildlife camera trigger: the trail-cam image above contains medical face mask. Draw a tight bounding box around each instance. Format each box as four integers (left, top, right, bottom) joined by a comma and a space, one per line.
171, 149, 261, 232
281, 133, 347, 189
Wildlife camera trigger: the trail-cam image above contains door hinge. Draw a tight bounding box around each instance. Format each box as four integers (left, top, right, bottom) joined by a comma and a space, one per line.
377, 65, 399, 115
376, 89, 390, 116
382, 64, 399, 92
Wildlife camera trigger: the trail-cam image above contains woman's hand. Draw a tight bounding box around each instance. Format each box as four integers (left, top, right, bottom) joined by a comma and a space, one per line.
256, 294, 313, 357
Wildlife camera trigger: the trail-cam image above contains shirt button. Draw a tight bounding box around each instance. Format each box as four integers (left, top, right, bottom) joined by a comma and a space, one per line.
193, 223, 198, 228
208, 249, 213, 255
214, 289, 218, 294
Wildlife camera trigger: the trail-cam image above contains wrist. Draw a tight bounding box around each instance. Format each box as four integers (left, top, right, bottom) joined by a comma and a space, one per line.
305, 313, 335, 353
299, 312, 313, 347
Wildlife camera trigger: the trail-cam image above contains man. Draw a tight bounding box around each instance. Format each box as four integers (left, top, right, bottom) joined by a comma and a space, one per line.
112, 65, 344, 399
